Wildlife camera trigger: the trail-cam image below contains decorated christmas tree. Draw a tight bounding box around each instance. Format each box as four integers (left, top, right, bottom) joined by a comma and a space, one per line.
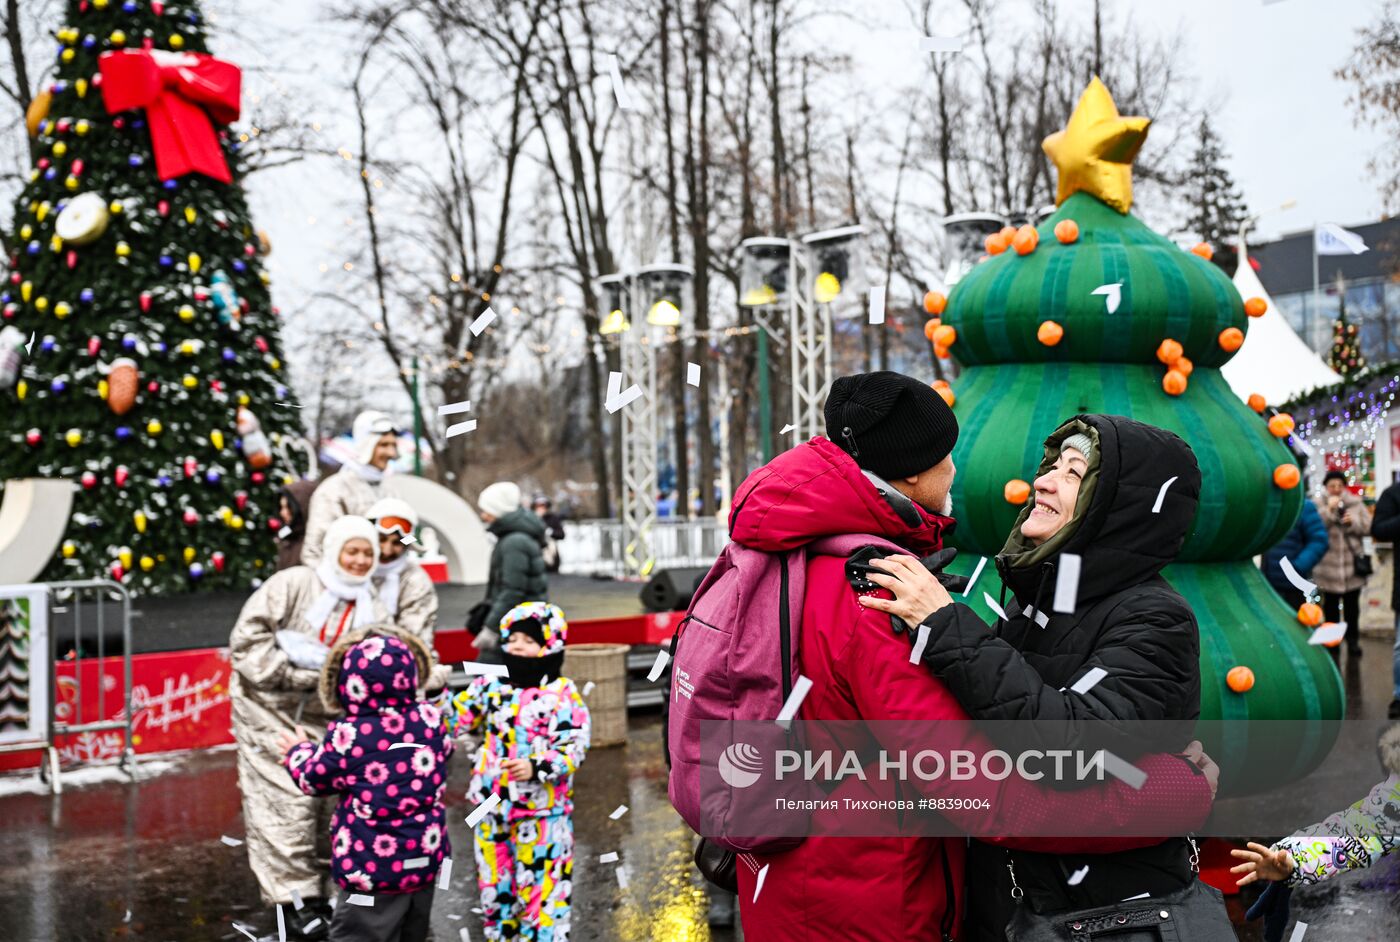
1328, 276, 1364, 379
931, 79, 1343, 791
0, 0, 300, 595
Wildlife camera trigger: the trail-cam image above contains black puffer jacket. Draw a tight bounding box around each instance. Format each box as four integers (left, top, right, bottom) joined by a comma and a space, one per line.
483, 508, 549, 634
917, 414, 1205, 940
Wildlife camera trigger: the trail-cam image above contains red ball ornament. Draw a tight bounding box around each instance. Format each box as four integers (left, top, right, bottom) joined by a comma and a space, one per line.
81, 471, 97, 489
183, 508, 199, 526
10, 272, 21, 284
37, 158, 50, 170
193, 287, 210, 302
153, 1, 165, 14
25, 429, 41, 446
146, 380, 159, 393
87, 337, 101, 356
211, 552, 226, 573
235, 491, 249, 510
139, 292, 152, 313
66, 250, 77, 269
71, 159, 84, 176
251, 471, 266, 485
113, 116, 125, 129
253, 336, 269, 353
244, 244, 257, 256
56, 119, 71, 134
110, 562, 124, 581
183, 457, 197, 478
114, 465, 129, 487
157, 200, 170, 217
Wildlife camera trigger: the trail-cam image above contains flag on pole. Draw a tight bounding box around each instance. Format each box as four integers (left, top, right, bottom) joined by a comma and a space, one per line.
1315, 223, 1369, 256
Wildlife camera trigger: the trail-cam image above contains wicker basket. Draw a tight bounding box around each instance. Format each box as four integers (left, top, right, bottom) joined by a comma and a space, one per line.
563, 643, 630, 747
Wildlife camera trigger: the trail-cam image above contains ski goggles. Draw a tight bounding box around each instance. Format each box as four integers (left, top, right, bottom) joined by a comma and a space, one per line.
373, 515, 414, 536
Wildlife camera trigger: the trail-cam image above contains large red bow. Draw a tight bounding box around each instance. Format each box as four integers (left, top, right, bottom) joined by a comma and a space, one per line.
98, 49, 241, 184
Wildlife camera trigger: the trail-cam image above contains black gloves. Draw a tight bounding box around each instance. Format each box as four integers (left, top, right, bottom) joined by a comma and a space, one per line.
844, 545, 969, 636
1244, 880, 1293, 942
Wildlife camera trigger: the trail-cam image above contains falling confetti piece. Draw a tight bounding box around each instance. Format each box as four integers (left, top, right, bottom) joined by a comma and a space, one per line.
687, 362, 701, 386
401, 533, 418, 545
292, 890, 304, 911
389, 742, 422, 750
466, 793, 502, 827
461, 929, 473, 942
583, 681, 596, 696
461, 661, 509, 677
276, 401, 304, 409
446, 419, 478, 438
753, 862, 771, 902
277, 903, 287, 942
607, 54, 634, 110
919, 34, 963, 54
438, 856, 454, 889
647, 649, 670, 682
610, 804, 629, 819
616, 864, 630, 888
1151, 476, 1178, 514
775, 674, 814, 728
1023, 604, 1049, 629
1069, 667, 1108, 695
1279, 557, 1316, 599
1053, 553, 1081, 613
124, 909, 132, 923
24, 332, 34, 355
868, 285, 886, 324
438, 400, 472, 416
1101, 751, 1148, 790
962, 556, 987, 597
1120, 891, 1151, 901
404, 856, 430, 869
278, 526, 293, 539
220, 835, 243, 847
909, 621, 932, 664
780, 423, 796, 434
606, 370, 621, 402
1092, 282, 1123, 314
1288, 923, 1308, 942
1067, 865, 1089, 886
983, 592, 1008, 621
599, 851, 620, 863
606, 385, 642, 413
347, 894, 375, 906
233, 923, 258, 941
468, 307, 496, 336
1308, 622, 1347, 647
303, 918, 324, 933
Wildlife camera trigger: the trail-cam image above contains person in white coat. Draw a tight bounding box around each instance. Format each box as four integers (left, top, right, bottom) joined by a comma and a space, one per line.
301, 411, 400, 567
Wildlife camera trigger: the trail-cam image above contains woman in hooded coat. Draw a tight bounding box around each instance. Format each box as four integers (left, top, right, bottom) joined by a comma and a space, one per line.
302, 411, 400, 566
864, 414, 1226, 940
229, 514, 391, 934
275, 478, 320, 571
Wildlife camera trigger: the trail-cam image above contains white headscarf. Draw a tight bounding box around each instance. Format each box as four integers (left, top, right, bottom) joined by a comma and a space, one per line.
305, 515, 380, 632
368, 497, 419, 616
348, 410, 398, 482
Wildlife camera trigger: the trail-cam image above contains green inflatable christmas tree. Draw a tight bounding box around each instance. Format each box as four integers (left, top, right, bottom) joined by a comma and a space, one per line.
0, 0, 300, 595
934, 79, 1342, 792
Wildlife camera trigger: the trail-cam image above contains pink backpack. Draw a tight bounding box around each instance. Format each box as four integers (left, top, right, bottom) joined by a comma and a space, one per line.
666, 532, 901, 853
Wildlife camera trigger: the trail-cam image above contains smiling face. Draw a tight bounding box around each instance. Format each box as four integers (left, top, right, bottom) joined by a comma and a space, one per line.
338, 537, 376, 577
1325, 478, 1346, 498
377, 531, 406, 564
370, 433, 399, 470
1021, 446, 1088, 545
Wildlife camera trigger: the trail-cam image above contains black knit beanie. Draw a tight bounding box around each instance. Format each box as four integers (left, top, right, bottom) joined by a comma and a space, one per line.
824, 371, 959, 479
504, 615, 548, 648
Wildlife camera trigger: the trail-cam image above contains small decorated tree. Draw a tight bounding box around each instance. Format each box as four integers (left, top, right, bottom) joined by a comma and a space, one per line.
1328, 278, 1365, 379
0, 0, 300, 595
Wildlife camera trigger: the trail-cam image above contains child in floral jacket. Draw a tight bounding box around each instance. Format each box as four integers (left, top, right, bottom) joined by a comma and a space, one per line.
278, 627, 452, 942
448, 601, 590, 942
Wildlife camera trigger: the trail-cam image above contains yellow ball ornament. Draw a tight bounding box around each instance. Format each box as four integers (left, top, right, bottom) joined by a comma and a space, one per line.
98, 379, 108, 399
109, 31, 126, 46
179, 340, 197, 355
16, 380, 27, 400
118, 548, 132, 569
53, 141, 67, 158
211, 430, 225, 449
35, 202, 50, 221
62, 541, 76, 559
75, 119, 90, 136
65, 429, 81, 447
182, 374, 198, 389
75, 78, 88, 97
133, 511, 147, 533
183, 547, 196, 564
34, 297, 48, 311
64, 175, 79, 191
19, 224, 31, 239
20, 281, 32, 301
109, 200, 123, 214
170, 34, 185, 50
188, 252, 202, 273
61, 48, 75, 63
238, 393, 250, 406
184, 206, 197, 224
178, 304, 196, 322
54, 301, 72, 318
115, 241, 131, 258
140, 556, 155, 572
231, 516, 245, 530
95, 0, 110, 8
147, 419, 163, 436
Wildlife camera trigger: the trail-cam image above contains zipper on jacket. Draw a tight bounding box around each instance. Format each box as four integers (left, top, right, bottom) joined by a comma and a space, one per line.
939, 839, 957, 941
778, 551, 792, 702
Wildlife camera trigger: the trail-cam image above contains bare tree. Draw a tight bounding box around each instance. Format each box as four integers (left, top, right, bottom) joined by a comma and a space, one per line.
1337, 1, 1400, 212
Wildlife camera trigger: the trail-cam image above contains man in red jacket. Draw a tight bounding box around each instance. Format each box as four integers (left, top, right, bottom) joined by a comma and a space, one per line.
727, 372, 1215, 941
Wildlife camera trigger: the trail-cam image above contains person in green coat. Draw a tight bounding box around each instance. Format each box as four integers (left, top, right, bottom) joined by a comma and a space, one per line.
469, 481, 549, 664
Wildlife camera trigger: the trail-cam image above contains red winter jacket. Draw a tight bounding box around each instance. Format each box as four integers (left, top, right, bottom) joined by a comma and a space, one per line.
727, 438, 1213, 942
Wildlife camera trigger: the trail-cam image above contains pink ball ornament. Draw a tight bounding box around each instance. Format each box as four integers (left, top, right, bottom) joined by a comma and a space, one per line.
81, 471, 97, 488
111, 562, 125, 581
235, 491, 248, 510
114, 465, 129, 487
251, 471, 266, 485
87, 336, 101, 356
211, 552, 226, 573
183, 457, 197, 478
25, 429, 40, 446
182, 508, 199, 526
139, 292, 152, 313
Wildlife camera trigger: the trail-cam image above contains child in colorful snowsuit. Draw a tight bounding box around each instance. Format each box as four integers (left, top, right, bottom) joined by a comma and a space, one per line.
279, 628, 453, 942
447, 601, 590, 942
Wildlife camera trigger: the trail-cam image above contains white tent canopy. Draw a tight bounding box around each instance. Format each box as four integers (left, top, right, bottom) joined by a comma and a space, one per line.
1221, 249, 1341, 405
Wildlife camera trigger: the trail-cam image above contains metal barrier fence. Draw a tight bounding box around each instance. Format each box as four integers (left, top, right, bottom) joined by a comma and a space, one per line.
559, 518, 729, 578
0, 579, 133, 793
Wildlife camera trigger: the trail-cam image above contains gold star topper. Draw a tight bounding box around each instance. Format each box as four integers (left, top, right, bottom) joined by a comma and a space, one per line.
1042, 77, 1151, 214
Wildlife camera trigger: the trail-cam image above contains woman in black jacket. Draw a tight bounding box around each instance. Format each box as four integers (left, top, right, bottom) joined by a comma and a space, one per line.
861, 414, 1221, 940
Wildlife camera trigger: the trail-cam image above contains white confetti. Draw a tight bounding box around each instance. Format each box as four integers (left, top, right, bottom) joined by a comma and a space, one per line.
983, 592, 1008, 621
24, 332, 34, 355
919, 34, 963, 54
220, 835, 243, 847
610, 804, 629, 819
460, 928, 473, 942
1120, 891, 1151, 901
124, 909, 132, 923
583, 681, 596, 696
1363, 536, 1375, 556
446, 419, 478, 439
1101, 751, 1148, 790
753, 862, 771, 902
1023, 604, 1049, 629
461, 662, 509, 677
1092, 282, 1123, 314
466, 793, 502, 827
438, 856, 454, 889
775, 674, 814, 729
1067, 865, 1089, 886
1308, 622, 1347, 647
1053, 553, 1082, 613
607, 370, 621, 402
1069, 667, 1108, 696
346, 894, 375, 907
962, 556, 988, 597
1151, 476, 1178, 514
404, 856, 430, 869
1288, 922, 1308, 942
909, 621, 932, 664
469, 307, 497, 336
304, 917, 324, 933
687, 362, 701, 386
599, 851, 620, 863
1278, 557, 1316, 599
401, 533, 418, 545
780, 423, 796, 434
868, 285, 886, 325
605, 372, 643, 412
277, 903, 287, 942
647, 649, 670, 682
607, 54, 634, 110
438, 400, 472, 416
277, 526, 293, 539
389, 741, 421, 750
292, 890, 304, 911
233, 923, 258, 941
616, 864, 630, 888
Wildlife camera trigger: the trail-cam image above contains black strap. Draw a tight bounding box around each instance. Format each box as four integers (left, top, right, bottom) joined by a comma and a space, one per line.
778, 550, 792, 702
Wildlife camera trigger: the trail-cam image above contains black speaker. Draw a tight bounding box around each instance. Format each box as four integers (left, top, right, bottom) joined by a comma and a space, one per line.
640, 566, 710, 612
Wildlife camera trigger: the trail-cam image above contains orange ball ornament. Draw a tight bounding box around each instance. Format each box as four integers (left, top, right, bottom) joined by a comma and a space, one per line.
1037, 320, 1064, 346
932, 324, 957, 348
1004, 479, 1032, 505
935, 385, 955, 407
1054, 219, 1079, 244
1297, 603, 1324, 628
931, 379, 950, 390
924, 318, 941, 342
1173, 356, 1194, 377
985, 233, 1007, 255
1273, 464, 1301, 489
1268, 413, 1295, 438
1191, 242, 1214, 261
1156, 339, 1183, 365
1162, 370, 1188, 396
1318, 622, 1345, 648
999, 225, 1016, 241
1012, 225, 1039, 256
1244, 297, 1268, 318
1247, 393, 1267, 413
1219, 327, 1245, 352
1226, 666, 1255, 693
934, 343, 950, 359
923, 290, 947, 315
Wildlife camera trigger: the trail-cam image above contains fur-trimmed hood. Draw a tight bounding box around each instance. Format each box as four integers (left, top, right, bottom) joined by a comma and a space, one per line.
1380, 723, 1400, 777
319, 624, 435, 715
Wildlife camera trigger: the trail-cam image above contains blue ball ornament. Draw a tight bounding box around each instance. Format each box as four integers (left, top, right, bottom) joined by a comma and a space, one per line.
159, 255, 173, 267
40, 337, 56, 352
80, 288, 94, 303
231, 259, 247, 273
153, 341, 167, 353
128, 154, 143, 167
205, 470, 222, 485
157, 474, 172, 487
123, 1, 137, 12
275, 385, 288, 398
51, 81, 65, 94
189, 563, 204, 579
122, 336, 137, 350
50, 379, 65, 393
115, 426, 132, 440
82, 35, 97, 49
43, 168, 57, 180
221, 347, 235, 362
162, 179, 177, 191
26, 241, 40, 255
